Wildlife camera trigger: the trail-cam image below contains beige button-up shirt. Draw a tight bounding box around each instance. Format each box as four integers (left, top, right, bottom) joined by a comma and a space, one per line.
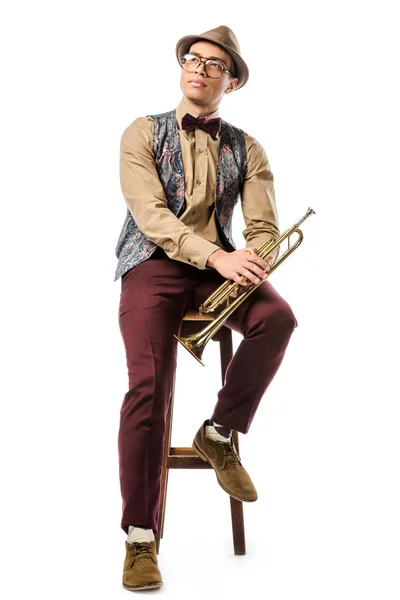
119, 99, 279, 269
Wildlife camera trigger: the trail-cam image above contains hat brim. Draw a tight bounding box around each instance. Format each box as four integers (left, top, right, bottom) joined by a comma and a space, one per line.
176, 34, 249, 90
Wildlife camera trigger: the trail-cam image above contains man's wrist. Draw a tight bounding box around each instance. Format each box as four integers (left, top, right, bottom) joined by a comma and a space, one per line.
206, 248, 227, 269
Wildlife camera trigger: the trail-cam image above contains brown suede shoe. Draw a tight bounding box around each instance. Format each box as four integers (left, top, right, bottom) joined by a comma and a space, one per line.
192, 419, 258, 502
122, 540, 163, 591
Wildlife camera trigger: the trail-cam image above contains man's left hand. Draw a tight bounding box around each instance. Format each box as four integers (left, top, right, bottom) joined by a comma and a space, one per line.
229, 248, 274, 298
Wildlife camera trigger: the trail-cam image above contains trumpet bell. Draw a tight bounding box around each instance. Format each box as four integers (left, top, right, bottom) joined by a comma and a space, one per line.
174, 334, 205, 366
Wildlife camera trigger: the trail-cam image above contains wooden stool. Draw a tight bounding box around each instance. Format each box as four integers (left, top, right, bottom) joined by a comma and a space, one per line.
155, 310, 246, 555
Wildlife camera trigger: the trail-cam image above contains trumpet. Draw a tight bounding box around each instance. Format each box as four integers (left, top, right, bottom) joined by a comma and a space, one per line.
174, 207, 315, 365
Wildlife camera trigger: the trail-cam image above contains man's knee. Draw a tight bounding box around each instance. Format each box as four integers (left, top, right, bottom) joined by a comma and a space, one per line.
274, 301, 298, 333
248, 298, 297, 339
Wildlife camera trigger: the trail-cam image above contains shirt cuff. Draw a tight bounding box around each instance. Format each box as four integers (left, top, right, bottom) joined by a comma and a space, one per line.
179, 234, 221, 270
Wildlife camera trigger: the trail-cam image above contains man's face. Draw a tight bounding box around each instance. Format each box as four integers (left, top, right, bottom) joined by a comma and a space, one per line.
180, 40, 238, 108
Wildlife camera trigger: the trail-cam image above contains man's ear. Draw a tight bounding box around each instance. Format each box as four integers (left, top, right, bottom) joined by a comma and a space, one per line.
225, 78, 239, 94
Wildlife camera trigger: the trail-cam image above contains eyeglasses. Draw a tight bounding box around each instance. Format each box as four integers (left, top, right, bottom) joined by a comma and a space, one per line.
180, 53, 235, 79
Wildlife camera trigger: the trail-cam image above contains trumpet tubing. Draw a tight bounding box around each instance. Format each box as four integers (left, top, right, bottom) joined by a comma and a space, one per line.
175, 207, 315, 365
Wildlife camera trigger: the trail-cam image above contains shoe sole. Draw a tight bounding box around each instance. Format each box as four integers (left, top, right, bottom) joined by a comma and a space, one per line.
123, 582, 163, 591
192, 440, 257, 503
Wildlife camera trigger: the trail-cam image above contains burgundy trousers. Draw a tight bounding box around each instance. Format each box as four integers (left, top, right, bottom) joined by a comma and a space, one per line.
117, 249, 297, 534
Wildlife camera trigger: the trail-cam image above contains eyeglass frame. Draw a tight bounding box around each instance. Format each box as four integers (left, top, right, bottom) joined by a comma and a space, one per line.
180, 52, 236, 79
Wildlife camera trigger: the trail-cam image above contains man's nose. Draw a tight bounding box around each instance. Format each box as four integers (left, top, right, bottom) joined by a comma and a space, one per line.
194, 62, 206, 76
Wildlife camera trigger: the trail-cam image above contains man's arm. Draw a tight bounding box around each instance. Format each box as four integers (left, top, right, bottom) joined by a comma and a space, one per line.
205, 134, 279, 288
119, 117, 220, 269
240, 134, 280, 265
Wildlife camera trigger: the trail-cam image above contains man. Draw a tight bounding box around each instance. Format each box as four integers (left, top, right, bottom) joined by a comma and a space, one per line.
115, 25, 297, 591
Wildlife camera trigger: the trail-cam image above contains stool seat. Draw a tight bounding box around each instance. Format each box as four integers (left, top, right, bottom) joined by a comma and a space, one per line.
182, 309, 213, 321
155, 310, 246, 556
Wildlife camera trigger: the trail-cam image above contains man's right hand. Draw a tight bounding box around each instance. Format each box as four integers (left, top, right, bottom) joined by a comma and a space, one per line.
206, 248, 270, 289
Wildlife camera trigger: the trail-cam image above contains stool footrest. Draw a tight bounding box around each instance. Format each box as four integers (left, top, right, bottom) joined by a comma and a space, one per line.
167, 447, 212, 469
169, 446, 196, 456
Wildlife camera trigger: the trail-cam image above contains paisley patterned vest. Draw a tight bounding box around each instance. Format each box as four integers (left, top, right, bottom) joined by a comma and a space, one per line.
114, 109, 248, 281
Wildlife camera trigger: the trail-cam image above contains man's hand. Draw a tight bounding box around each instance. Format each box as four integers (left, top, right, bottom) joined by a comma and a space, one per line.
206, 247, 271, 297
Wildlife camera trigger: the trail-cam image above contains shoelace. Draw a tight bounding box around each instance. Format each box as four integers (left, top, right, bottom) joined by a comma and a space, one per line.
224, 442, 242, 466
129, 542, 153, 557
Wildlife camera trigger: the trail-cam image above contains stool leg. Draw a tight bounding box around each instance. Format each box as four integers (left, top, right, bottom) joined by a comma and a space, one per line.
219, 328, 246, 555
230, 430, 246, 555
161, 391, 174, 539
218, 326, 233, 385
155, 388, 174, 554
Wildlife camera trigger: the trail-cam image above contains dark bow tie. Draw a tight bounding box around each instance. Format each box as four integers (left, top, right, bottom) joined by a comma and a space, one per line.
181, 113, 221, 139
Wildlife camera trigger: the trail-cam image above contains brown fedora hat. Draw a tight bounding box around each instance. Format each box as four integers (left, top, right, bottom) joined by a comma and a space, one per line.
176, 25, 249, 90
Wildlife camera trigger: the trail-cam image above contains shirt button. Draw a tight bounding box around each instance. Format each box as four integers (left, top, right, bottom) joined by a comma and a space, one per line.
198, 147, 203, 153
196, 179, 201, 185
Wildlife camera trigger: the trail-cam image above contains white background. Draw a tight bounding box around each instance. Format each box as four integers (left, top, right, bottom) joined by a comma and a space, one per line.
1, 1, 399, 598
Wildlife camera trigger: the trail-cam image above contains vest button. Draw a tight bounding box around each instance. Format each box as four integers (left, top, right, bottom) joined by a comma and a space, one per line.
198, 147, 203, 153
196, 179, 201, 185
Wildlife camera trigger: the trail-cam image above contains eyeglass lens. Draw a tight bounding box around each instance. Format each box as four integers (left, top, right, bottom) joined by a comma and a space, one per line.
180, 54, 224, 78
